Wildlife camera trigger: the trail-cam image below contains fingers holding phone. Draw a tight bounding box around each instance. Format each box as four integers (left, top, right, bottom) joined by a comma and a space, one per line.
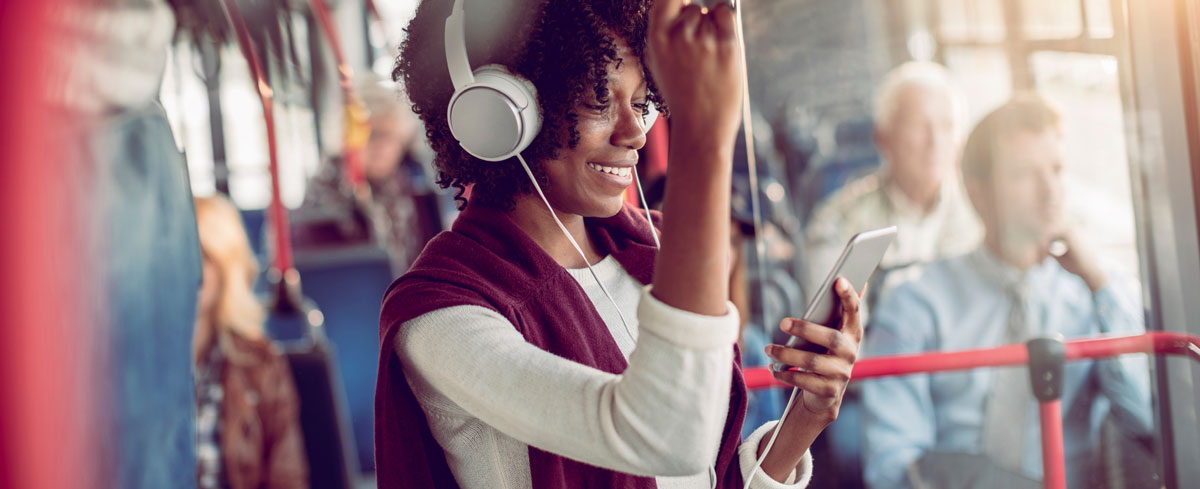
772, 278, 864, 359
765, 278, 865, 417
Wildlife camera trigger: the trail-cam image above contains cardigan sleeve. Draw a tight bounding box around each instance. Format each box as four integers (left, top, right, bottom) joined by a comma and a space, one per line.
738, 421, 814, 488
395, 286, 740, 478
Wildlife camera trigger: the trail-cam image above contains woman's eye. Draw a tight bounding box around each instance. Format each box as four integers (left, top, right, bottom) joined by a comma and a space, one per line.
585, 103, 609, 113
632, 102, 649, 113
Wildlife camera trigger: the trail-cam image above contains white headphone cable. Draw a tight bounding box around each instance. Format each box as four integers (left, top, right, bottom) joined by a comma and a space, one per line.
516, 153, 638, 342
632, 165, 661, 249
735, 0, 802, 486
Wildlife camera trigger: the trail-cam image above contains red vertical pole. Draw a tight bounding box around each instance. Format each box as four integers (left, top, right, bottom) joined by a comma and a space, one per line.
1027, 337, 1067, 489
1, 0, 98, 487
1038, 400, 1067, 489
221, 0, 293, 274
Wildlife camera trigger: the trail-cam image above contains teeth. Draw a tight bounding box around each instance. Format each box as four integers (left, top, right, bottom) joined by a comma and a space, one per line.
587, 163, 632, 178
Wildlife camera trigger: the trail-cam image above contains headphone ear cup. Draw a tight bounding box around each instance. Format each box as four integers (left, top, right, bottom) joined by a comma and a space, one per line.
475, 64, 541, 155
446, 64, 541, 162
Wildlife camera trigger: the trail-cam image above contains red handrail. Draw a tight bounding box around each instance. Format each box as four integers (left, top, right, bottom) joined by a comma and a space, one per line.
744, 331, 1200, 489
220, 0, 294, 274
744, 331, 1200, 390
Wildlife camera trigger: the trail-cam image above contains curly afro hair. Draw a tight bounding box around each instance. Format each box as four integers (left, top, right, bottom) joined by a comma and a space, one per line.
394, 0, 664, 210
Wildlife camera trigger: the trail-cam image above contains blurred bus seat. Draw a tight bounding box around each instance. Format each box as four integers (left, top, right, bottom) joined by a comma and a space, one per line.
243, 201, 391, 476
281, 330, 359, 489
293, 244, 393, 473
287, 199, 394, 474
798, 116, 881, 222
240, 208, 267, 260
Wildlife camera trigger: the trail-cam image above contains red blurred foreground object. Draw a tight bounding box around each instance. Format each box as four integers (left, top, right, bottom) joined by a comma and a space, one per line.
0, 1, 97, 488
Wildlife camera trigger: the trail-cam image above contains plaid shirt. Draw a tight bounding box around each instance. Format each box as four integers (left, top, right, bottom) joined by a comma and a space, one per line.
194, 346, 228, 489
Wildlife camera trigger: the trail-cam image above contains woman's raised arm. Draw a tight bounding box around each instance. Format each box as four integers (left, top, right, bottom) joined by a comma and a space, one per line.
646, 1, 745, 316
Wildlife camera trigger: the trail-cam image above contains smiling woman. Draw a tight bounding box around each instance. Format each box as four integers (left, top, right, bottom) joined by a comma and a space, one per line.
394, 0, 663, 211
534, 38, 650, 221
375, 1, 866, 488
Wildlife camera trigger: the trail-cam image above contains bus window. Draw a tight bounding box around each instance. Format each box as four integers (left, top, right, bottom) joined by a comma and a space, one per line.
1029, 50, 1139, 280
741, 0, 1198, 487
162, 31, 320, 210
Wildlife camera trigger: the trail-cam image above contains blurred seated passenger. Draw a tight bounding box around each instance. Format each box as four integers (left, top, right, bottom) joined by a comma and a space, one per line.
860, 94, 1153, 489
193, 195, 309, 489
804, 62, 981, 303
300, 73, 441, 275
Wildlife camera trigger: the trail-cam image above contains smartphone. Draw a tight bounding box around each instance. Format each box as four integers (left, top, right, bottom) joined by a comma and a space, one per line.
773, 226, 897, 370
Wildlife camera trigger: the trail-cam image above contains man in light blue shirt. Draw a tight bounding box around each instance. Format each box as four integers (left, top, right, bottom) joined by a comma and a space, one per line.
861, 94, 1154, 489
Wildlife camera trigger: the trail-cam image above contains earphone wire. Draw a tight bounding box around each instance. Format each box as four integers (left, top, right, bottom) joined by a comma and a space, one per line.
735, 0, 800, 486
516, 153, 638, 342
632, 165, 661, 249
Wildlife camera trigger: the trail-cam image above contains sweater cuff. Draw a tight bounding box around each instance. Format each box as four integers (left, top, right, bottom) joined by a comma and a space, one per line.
637, 286, 740, 351
737, 421, 814, 488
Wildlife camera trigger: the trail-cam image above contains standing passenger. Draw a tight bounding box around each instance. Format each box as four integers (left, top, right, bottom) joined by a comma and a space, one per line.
377, 0, 867, 487
45, 1, 200, 487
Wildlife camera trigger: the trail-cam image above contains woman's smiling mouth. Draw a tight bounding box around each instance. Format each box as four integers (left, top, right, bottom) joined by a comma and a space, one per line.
585, 162, 635, 190
586, 162, 633, 178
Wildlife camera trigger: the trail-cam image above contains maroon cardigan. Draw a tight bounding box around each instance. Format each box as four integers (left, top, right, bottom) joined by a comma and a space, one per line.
374, 201, 748, 488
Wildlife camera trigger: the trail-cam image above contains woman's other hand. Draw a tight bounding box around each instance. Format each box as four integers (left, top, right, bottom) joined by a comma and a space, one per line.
756, 277, 866, 481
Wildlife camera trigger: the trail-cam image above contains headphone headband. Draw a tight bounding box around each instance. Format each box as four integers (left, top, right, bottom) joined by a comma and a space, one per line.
442, 0, 655, 162
444, 0, 474, 89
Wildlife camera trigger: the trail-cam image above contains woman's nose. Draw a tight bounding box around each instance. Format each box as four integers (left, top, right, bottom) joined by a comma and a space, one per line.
613, 105, 648, 150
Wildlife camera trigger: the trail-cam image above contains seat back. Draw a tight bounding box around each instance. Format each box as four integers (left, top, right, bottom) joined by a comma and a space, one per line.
282, 334, 359, 489
294, 246, 394, 473
798, 116, 881, 221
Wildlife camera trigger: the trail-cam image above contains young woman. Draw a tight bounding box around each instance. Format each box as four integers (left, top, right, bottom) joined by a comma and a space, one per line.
193, 195, 309, 489
376, 1, 865, 487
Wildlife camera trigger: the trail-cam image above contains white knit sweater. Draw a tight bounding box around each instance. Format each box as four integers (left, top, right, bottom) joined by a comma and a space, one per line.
46, 0, 175, 114
396, 256, 812, 488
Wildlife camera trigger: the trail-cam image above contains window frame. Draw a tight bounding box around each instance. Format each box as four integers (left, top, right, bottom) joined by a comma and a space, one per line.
1121, 0, 1200, 486
928, 0, 1122, 90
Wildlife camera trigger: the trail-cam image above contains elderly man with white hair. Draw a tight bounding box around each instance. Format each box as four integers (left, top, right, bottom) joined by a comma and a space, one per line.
804, 62, 982, 303
299, 73, 441, 275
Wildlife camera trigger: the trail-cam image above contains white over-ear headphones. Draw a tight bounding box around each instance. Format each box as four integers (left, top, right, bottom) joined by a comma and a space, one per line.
441, 0, 662, 341
443, 0, 657, 162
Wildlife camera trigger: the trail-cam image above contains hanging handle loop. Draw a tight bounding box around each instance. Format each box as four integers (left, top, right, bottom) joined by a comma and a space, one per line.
310, 0, 370, 195
220, 0, 302, 311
